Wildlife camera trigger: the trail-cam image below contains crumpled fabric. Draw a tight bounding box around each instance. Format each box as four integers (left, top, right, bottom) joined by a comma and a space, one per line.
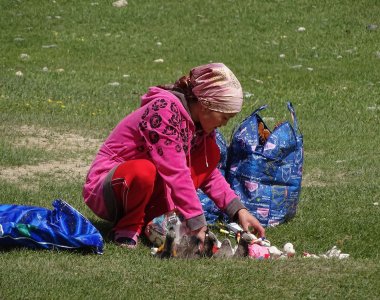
0, 199, 103, 254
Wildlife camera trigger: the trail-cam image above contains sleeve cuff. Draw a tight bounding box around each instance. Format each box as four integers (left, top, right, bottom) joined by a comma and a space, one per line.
224, 198, 246, 220
186, 214, 207, 231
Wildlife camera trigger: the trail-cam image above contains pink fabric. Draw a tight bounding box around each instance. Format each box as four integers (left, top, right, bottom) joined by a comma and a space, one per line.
248, 244, 271, 259
190, 63, 243, 113
82, 87, 238, 223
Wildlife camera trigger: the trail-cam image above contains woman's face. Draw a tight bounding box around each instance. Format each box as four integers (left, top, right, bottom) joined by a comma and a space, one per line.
198, 108, 237, 134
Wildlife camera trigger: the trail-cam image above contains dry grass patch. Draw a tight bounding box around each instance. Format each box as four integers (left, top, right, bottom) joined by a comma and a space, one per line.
0, 124, 102, 188
12, 125, 102, 153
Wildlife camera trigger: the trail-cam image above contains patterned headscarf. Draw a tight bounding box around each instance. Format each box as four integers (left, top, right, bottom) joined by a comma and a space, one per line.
190, 63, 243, 113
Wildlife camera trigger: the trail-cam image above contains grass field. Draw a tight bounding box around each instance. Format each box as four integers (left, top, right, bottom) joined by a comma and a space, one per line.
1, 0, 379, 299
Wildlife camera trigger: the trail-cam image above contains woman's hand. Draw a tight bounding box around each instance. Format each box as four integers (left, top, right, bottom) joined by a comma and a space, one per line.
191, 225, 208, 244
236, 209, 265, 238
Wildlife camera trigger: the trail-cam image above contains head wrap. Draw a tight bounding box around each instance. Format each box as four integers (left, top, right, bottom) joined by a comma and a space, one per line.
190, 63, 243, 113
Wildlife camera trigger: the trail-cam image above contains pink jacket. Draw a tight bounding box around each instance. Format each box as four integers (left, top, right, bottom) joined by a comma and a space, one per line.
83, 87, 242, 229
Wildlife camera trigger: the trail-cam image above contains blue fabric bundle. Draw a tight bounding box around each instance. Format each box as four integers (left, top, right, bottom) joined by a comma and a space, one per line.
0, 199, 103, 254
226, 102, 303, 227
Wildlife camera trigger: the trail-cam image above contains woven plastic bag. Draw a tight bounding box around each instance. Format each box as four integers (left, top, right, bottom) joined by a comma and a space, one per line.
226, 102, 303, 227
0, 199, 103, 254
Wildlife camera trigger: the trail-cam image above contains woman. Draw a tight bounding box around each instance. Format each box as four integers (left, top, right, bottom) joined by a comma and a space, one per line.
83, 63, 265, 248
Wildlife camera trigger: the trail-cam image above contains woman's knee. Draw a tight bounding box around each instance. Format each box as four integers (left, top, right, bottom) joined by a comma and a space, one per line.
114, 159, 156, 189
133, 160, 157, 187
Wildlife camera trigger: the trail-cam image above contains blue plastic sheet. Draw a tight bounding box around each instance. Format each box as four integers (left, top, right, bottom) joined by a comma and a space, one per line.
0, 199, 103, 254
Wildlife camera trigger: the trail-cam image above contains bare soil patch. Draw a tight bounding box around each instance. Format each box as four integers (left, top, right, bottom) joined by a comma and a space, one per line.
1, 125, 101, 187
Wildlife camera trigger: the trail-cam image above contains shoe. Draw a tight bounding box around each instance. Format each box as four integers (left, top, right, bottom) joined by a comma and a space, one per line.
115, 237, 137, 249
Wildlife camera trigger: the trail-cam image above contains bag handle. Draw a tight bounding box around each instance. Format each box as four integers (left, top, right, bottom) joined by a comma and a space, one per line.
251, 104, 268, 117
287, 102, 301, 134
230, 104, 268, 141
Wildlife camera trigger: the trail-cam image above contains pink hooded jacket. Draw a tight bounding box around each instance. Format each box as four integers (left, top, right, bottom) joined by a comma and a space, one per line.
83, 87, 243, 230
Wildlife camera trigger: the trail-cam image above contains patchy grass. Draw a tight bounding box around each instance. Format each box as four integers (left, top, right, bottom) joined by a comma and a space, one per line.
0, 0, 379, 299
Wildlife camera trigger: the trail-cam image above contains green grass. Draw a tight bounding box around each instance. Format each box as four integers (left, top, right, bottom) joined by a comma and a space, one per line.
1, 0, 379, 299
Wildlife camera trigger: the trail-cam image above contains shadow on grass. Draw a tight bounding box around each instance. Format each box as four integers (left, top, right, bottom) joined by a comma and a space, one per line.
89, 218, 153, 248
89, 218, 113, 242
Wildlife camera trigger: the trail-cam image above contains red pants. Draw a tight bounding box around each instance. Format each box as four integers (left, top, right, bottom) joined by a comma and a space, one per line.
111, 137, 220, 241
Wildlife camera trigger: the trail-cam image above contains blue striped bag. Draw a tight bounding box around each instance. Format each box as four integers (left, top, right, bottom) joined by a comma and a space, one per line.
226, 102, 303, 227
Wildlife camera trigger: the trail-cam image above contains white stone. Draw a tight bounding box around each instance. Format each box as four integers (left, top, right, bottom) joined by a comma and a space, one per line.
154, 58, 164, 63
15, 71, 24, 77
297, 27, 306, 32
244, 92, 254, 98
20, 53, 29, 60
112, 0, 128, 8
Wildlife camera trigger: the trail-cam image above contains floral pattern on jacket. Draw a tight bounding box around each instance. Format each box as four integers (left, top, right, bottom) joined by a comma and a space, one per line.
83, 87, 238, 225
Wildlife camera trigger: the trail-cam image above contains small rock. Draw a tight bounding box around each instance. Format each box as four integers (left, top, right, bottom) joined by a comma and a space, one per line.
20, 53, 29, 60
123, 74, 130, 78
244, 92, 254, 98
154, 58, 164, 63
112, 0, 128, 8
15, 71, 24, 77
42, 67, 49, 72
367, 24, 378, 31
108, 82, 120, 86
279, 54, 286, 58
156, 42, 162, 46
297, 27, 306, 32
42, 44, 58, 48
307, 67, 314, 71
374, 202, 379, 206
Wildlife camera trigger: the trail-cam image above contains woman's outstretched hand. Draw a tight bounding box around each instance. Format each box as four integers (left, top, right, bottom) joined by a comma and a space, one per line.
191, 225, 208, 244
236, 209, 266, 238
